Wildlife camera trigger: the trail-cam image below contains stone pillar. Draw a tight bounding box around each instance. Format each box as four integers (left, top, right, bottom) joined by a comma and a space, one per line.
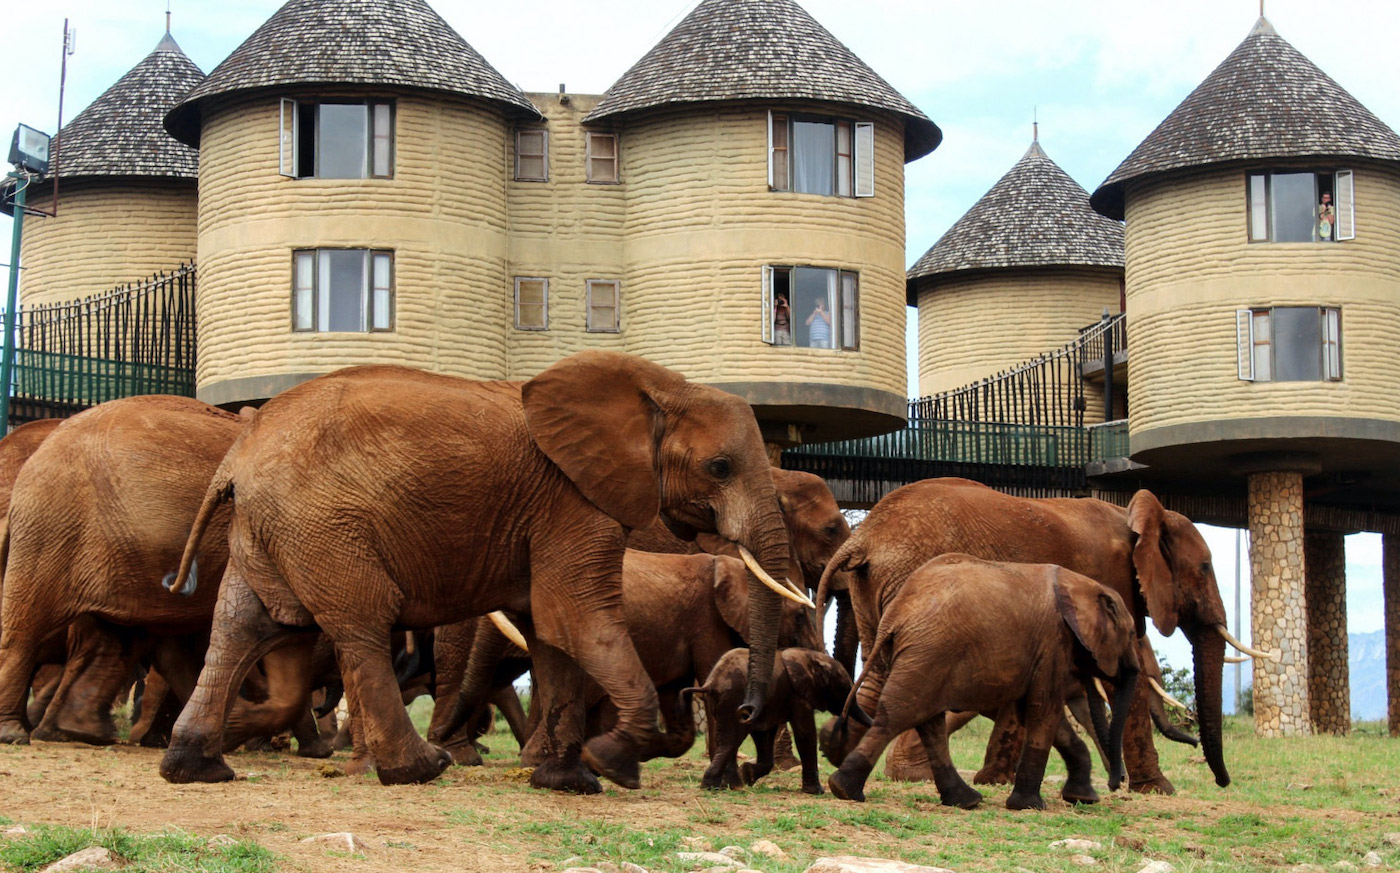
1385, 534, 1400, 738
1247, 470, 1311, 736
1304, 530, 1349, 734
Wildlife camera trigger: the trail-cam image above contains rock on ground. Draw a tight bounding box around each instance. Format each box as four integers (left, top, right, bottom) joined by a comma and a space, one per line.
1136, 862, 1175, 873
678, 851, 742, 868
1363, 852, 1383, 867
803, 857, 957, 873
1051, 839, 1104, 852
1071, 855, 1097, 866
39, 847, 119, 873
751, 840, 789, 860
299, 832, 369, 853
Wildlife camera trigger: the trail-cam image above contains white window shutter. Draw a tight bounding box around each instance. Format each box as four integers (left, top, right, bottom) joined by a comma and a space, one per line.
279, 98, 297, 177
1236, 309, 1254, 381
1335, 169, 1355, 240
1323, 307, 1342, 379
766, 111, 775, 189
762, 266, 774, 344
855, 122, 875, 198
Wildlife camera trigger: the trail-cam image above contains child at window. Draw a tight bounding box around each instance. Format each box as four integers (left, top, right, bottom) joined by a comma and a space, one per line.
1318, 192, 1335, 241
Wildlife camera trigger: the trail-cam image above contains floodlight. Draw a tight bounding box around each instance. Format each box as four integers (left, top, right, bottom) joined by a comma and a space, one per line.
9, 124, 51, 175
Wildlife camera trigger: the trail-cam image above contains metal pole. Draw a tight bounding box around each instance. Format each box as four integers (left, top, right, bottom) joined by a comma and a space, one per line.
1235, 526, 1243, 711
1102, 311, 1114, 421
2, 173, 27, 430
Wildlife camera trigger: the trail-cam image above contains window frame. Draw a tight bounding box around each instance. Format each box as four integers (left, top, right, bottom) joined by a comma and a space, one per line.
515, 128, 549, 182
514, 277, 549, 331
291, 248, 395, 333
1245, 169, 1353, 243
279, 98, 395, 180
1235, 305, 1342, 382
767, 112, 874, 198
761, 265, 859, 350
585, 132, 619, 184
585, 279, 621, 333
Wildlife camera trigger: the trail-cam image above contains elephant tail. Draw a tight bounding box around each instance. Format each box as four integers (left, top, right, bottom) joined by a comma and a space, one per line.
0, 513, 9, 591
163, 460, 236, 597
679, 684, 711, 704
815, 536, 862, 617
834, 621, 891, 731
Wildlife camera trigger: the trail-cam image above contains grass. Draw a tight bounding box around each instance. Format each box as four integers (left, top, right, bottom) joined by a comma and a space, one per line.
0, 826, 276, 873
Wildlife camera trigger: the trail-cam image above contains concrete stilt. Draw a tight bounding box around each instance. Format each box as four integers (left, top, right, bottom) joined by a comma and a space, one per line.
1304, 530, 1348, 734
1247, 470, 1311, 737
1385, 534, 1400, 738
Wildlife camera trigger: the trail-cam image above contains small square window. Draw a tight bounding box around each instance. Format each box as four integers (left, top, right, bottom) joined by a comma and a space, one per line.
515, 277, 548, 330
515, 129, 548, 182
586, 133, 619, 184
586, 279, 620, 332
292, 249, 394, 332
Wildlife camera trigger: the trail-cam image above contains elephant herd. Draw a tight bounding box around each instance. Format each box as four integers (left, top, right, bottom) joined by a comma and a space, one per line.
0, 350, 1266, 809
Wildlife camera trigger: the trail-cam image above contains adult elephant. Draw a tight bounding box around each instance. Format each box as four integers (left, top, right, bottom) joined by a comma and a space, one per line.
816, 477, 1254, 792
160, 352, 795, 793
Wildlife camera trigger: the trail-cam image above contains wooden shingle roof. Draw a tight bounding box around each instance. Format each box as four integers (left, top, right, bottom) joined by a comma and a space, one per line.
1091, 18, 1400, 220
585, 0, 941, 161
50, 33, 203, 180
906, 140, 1123, 304
164, 0, 539, 146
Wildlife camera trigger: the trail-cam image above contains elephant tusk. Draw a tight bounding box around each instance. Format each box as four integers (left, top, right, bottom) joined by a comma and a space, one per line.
488, 611, 529, 653
738, 545, 816, 609
1093, 677, 1110, 704
1148, 676, 1188, 711
1216, 624, 1278, 661
1223, 655, 1249, 664
405, 633, 416, 656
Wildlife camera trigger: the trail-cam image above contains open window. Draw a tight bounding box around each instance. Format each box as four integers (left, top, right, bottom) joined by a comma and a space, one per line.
280, 99, 394, 179
768, 112, 874, 198
292, 249, 394, 332
1236, 306, 1341, 382
1247, 170, 1353, 243
762, 265, 858, 350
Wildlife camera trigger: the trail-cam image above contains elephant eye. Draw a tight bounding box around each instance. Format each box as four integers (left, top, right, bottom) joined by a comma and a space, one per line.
706, 457, 732, 480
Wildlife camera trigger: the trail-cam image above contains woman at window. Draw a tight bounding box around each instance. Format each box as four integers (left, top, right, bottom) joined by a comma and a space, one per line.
806, 297, 832, 348
1318, 191, 1336, 242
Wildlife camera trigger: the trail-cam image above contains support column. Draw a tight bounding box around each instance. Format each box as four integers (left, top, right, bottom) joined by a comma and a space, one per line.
1385, 534, 1400, 738
1247, 470, 1311, 737
1304, 530, 1349, 734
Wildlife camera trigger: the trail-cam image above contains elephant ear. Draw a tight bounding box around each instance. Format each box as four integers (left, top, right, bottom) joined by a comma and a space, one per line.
1053, 568, 1131, 677
713, 556, 750, 641
1127, 489, 1178, 636
523, 351, 685, 530
785, 651, 849, 714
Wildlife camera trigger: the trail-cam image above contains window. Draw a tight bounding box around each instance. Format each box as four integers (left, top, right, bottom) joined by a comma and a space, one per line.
762, 266, 858, 350
292, 249, 393, 332
768, 112, 874, 197
1247, 170, 1353, 243
1236, 306, 1341, 382
586, 279, 620, 332
280, 99, 394, 179
514, 278, 548, 330
515, 129, 548, 182
586, 133, 618, 183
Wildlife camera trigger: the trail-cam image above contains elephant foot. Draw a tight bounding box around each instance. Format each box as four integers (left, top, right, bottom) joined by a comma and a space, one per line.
136, 728, 172, 749
0, 720, 31, 745
973, 762, 1016, 785
1129, 773, 1175, 795
800, 779, 825, 796
295, 737, 334, 759
33, 721, 117, 746
939, 783, 983, 809
701, 761, 743, 791
739, 761, 772, 786
241, 735, 276, 752
1061, 780, 1100, 805
885, 758, 935, 783
342, 752, 375, 777
160, 747, 236, 784
827, 767, 867, 802
1005, 789, 1046, 811
444, 741, 483, 767
376, 744, 452, 786
581, 734, 641, 790
530, 756, 602, 795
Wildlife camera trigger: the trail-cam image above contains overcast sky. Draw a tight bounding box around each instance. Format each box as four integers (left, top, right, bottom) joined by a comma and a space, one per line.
3, 0, 1395, 691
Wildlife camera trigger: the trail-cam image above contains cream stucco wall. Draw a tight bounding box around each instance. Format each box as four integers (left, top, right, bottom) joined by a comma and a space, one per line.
19, 179, 196, 306
915, 269, 1121, 399
1125, 162, 1400, 449
195, 91, 513, 404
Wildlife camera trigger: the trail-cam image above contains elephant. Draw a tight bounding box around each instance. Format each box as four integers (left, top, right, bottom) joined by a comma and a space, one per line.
816, 477, 1239, 793
685, 646, 863, 795
825, 554, 1140, 810
160, 351, 796, 793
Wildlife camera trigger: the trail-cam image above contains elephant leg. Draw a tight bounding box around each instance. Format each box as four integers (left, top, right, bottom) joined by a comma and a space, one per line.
770, 725, 800, 771
646, 686, 696, 760
790, 707, 824, 795
340, 675, 374, 777
739, 727, 777, 786
290, 701, 333, 759
34, 622, 139, 745
913, 714, 981, 808
161, 571, 311, 784
1055, 714, 1099, 805
0, 621, 71, 743
828, 718, 898, 803
332, 633, 450, 786
831, 591, 859, 678
491, 685, 529, 749
1007, 692, 1060, 811
220, 637, 319, 754
699, 705, 745, 791
25, 665, 62, 728
523, 641, 598, 794
975, 704, 1023, 785
1123, 686, 1174, 794
130, 671, 181, 749
884, 730, 935, 782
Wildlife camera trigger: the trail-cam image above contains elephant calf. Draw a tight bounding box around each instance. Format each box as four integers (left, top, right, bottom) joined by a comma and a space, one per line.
825, 554, 1140, 810
685, 647, 864, 795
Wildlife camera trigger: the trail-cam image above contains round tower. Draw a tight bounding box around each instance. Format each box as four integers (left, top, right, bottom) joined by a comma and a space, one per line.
909, 137, 1123, 410
10, 32, 202, 305
582, 0, 941, 444
164, 0, 541, 406
1091, 18, 1400, 738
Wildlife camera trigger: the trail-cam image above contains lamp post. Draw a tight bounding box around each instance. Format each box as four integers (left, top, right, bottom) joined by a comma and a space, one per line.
3, 123, 52, 431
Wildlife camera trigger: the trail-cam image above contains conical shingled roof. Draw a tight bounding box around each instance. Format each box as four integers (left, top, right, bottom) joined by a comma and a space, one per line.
164, 0, 539, 146
1091, 18, 1400, 220
585, 0, 941, 161
906, 140, 1123, 305
50, 32, 203, 179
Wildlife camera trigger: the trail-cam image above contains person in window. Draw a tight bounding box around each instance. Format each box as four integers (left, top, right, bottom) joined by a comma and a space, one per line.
806, 296, 832, 348
774, 294, 792, 345
1318, 192, 1335, 242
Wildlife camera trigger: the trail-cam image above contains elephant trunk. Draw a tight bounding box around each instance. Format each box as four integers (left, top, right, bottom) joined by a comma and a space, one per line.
1105, 666, 1138, 791
1189, 625, 1230, 787
736, 509, 789, 726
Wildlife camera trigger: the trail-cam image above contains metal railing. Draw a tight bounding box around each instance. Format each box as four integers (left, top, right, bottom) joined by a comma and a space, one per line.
1088, 419, 1130, 463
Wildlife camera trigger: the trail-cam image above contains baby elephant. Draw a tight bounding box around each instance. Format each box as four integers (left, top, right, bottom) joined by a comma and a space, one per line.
827, 554, 1140, 810
686, 647, 866, 794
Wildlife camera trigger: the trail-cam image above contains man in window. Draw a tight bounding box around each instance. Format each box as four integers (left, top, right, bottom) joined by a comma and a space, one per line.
774, 294, 792, 345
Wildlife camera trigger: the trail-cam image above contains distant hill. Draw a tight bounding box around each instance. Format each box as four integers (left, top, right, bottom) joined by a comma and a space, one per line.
1350, 629, 1388, 722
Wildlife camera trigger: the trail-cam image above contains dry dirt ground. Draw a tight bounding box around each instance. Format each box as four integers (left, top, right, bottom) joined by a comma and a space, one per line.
1, 725, 1396, 873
